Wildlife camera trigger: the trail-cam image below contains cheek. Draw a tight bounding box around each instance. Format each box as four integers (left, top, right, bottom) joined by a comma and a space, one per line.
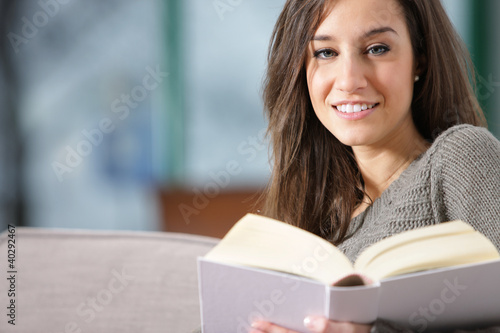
377, 63, 414, 107
307, 68, 332, 108
307, 72, 336, 132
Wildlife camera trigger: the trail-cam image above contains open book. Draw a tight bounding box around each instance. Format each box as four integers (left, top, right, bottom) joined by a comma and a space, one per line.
203, 214, 499, 286
198, 214, 500, 332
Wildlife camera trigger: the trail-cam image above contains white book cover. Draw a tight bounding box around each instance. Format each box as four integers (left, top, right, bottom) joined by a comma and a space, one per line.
198, 258, 500, 332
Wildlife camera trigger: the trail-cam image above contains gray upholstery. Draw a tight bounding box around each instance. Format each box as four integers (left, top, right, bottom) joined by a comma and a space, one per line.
0, 227, 219, 333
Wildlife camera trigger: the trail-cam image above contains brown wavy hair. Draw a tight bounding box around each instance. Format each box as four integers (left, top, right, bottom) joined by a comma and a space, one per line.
261, 0, 486, 244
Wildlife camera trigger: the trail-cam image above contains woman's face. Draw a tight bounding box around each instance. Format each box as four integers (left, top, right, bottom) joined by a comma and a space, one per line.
306, 0, 418, 149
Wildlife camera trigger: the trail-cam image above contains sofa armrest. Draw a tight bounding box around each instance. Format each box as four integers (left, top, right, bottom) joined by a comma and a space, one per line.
0, 227, 219, 333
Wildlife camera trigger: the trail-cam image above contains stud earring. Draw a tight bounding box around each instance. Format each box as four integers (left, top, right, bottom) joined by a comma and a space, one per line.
414, 75, 420, 82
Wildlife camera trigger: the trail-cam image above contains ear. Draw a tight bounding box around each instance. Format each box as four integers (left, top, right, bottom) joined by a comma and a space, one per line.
415, 53, 427, 77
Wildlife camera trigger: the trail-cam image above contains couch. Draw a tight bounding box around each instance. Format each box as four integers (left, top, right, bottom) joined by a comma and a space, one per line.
0, 226, 219, 333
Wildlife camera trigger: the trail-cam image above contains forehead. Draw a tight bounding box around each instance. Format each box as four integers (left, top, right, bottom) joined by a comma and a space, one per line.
315, 0, 406, 38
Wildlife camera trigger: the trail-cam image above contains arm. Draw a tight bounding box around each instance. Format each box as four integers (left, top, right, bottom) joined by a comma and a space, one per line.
434, 125, 500, 249
371, 319, 500, 333
250, 317, 500, 333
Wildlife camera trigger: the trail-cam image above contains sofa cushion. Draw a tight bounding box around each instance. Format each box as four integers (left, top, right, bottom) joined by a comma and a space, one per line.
0, 227, 219, 333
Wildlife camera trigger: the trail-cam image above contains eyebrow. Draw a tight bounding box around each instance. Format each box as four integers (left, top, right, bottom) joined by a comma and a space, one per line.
312, 26, 398, 41
363, 27, 398, 38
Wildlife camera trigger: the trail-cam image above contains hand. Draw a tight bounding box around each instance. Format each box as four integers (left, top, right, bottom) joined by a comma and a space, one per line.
250, 316, 372, 333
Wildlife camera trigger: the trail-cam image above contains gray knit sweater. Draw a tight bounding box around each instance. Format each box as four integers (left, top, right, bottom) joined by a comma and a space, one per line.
338, 124, 500, 332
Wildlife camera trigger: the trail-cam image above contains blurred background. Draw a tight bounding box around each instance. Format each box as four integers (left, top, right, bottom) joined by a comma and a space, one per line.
0, 0, 499, 238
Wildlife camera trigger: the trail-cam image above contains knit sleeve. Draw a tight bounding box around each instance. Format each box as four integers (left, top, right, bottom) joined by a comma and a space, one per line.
433, 125, 500, 250
371, 319, 500, 333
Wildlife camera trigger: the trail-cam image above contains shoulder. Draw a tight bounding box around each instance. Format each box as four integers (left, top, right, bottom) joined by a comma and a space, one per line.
422, 124, 500, 201
428, 124, 500, 165
426, 125, 500, 248
432, 124, 499, 150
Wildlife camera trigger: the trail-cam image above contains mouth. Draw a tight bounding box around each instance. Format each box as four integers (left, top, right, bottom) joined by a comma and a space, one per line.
334, 103, 379, 113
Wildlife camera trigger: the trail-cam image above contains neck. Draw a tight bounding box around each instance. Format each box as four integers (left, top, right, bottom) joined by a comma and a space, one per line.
352, 121, 430, 201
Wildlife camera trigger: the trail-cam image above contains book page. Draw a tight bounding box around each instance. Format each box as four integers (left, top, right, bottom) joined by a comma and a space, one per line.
205, 214, 355, 285
354, 221, 500, 280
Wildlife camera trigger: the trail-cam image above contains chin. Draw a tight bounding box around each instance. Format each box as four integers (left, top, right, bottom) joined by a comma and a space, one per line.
333, 133, 371, 148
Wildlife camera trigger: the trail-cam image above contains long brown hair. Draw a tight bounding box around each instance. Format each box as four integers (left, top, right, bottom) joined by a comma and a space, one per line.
261, 0, 486, 244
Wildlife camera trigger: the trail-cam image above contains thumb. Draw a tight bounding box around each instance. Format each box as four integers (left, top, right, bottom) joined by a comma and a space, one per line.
303, 316, 328, 332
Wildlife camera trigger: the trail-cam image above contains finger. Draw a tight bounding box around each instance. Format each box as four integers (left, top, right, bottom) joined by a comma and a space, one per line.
251, 320, 300, 333
304, 316, 372, 333
331, 321, 372, 333
303, 316, 328, 332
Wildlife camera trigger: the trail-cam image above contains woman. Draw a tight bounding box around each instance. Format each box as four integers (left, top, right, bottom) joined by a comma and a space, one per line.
251, 0, 500, 332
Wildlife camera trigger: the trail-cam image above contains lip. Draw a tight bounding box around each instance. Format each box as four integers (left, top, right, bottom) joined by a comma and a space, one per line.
333, 100, 377, 106
331, 102, 379, 120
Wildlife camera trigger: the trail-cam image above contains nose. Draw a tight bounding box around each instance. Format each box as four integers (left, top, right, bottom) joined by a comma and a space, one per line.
334, 55, 367, 93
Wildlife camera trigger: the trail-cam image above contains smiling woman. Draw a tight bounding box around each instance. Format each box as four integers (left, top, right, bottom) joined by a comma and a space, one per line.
252, 0, 500, 332
262, 0, 488, 247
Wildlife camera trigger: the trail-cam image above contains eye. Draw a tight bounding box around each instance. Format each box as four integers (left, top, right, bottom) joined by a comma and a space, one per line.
313, 48, 337, 59
367, 44, 390, 56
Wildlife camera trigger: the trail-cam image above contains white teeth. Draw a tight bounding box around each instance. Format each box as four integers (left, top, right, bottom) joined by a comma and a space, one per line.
335, 103, 376, 113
